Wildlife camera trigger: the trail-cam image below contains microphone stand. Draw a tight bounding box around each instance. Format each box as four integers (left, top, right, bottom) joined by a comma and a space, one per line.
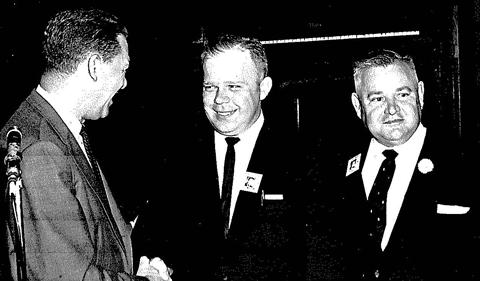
4, 134, 26, 281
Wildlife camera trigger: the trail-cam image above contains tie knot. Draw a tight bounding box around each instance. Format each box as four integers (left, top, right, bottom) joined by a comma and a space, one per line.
382, 149, 398, 160
225, 137, 240, 147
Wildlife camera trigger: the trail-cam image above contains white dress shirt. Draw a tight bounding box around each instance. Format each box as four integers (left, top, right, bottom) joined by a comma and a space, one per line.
362, 123, 427, 250
215, 113, 264, 227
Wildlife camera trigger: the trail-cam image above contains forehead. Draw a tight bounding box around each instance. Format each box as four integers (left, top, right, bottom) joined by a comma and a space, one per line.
361, 63, 415, 91
204, 47, 255, 78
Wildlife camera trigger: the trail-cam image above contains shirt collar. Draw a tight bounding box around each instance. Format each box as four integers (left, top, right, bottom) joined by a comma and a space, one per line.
36, 84, 83, 137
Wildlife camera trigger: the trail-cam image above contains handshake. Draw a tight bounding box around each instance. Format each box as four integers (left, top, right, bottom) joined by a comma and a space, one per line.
137, 256, 173, 281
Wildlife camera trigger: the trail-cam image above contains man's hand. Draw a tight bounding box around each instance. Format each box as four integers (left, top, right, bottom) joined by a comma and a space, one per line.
136, 256, 173, 281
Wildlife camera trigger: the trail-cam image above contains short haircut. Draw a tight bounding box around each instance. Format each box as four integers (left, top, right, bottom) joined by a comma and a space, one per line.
42, 8, 128, 74
200, 33, 268, 79
353, 49, 418, 92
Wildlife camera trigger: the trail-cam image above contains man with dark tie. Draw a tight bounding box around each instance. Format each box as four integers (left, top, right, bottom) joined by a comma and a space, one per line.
132, 33, 302, 281
335, 49, 471, 280
0, 8, 165, 281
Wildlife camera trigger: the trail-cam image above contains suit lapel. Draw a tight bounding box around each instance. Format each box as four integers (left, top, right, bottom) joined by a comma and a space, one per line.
193, 127, 224, 241
344, 146, 368, 203
27, 91, 126, 252
228, 123, 271, 239
202, 129, 224, 206
343, 141, 378, 255
387, 132, 437, 250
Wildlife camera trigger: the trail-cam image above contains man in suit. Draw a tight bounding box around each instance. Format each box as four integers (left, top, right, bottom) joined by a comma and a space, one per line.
132, 33, 302, 281
336, 49, 471, 280
0, 8, 166, 281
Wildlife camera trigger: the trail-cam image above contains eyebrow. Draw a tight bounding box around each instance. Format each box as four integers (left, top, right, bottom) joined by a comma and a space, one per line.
396, 86, 414, 92
366, 86, 414, 97
203, 81, 245, 85
366, 91, 383, 98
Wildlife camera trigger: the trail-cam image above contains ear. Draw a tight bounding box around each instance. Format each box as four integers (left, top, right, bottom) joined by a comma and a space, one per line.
259, 76, 272, 100
417, 81, 424, 109
351, 92, 362, 119
87, 54, 102, 82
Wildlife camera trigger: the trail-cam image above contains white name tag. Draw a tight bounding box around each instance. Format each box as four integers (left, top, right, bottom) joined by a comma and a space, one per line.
346, 153, 361, 177
240, 172, 263, 193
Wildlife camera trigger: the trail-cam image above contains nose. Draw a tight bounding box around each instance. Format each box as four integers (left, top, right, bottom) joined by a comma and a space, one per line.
385, 98, 399, 115
214, 87, 229, 104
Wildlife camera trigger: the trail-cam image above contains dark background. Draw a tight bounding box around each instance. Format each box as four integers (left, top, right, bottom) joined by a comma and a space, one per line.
1, 0, 480, 220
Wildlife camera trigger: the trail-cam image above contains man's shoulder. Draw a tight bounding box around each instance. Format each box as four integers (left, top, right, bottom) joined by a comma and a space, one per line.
420, 127, 462, 165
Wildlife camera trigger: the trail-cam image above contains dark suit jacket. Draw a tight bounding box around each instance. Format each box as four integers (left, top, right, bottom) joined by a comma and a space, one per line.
299, 130, 357, 281
457, 140, 480, 280
337, 125, 471, 280
0, 90, 142, 280
132, 115, 303, 281
299, 123, 473, 280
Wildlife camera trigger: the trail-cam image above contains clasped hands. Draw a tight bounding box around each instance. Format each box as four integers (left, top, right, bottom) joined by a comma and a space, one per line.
136, 256, 173, 281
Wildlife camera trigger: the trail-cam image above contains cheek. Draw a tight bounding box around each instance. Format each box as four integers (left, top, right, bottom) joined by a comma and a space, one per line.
203, 94, 213, 106
365, 107, 381, 121
238, 94, 257, 109
402, 103, 419, 117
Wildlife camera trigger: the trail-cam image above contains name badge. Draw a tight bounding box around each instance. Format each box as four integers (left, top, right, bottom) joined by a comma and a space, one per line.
346, 153, 361, 177
241, 172, 263, 193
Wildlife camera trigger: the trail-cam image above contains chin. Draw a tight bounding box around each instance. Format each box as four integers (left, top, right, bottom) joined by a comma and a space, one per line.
384, 138, 407, 147
215, 126, 238, 136
101, 106, 111, 118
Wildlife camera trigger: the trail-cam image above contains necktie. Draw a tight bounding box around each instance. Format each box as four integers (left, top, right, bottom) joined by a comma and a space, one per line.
79, 125, 112, 211
221, 136, 240, 239
368, 149, 398, 247
80, 125, 103, 185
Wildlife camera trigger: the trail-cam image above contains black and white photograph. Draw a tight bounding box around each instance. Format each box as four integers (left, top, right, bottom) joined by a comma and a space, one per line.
1, 1, 480, 280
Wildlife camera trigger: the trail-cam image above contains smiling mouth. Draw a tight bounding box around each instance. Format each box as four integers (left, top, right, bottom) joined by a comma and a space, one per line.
216, 110, 237, 117
384, 119, 403, 125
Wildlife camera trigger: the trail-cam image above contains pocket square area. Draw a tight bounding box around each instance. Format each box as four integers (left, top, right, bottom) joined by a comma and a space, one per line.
437, 204, 470, 214
264, 194, 283, 200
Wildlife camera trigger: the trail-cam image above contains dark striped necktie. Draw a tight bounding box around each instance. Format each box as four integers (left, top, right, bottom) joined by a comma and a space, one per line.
368, 149, 398, 247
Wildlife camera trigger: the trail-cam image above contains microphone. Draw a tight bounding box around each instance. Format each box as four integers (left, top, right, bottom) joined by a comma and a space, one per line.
4, 126, 22, 182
